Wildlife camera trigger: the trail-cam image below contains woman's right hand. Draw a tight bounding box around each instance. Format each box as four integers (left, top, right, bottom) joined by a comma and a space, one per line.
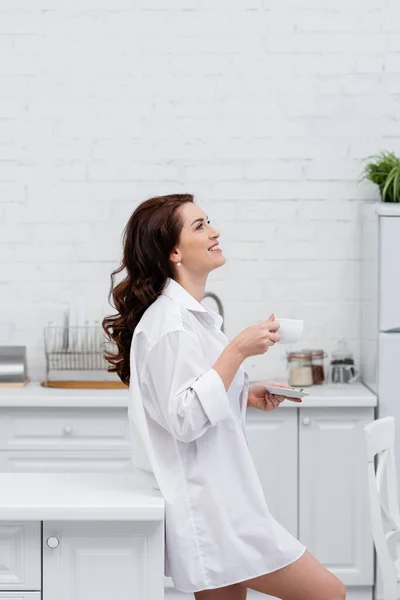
232, 314, 280, 359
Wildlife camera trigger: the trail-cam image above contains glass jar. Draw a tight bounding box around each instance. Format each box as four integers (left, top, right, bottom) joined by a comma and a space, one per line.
310, 349, 327, 384
286, 351, 313, 387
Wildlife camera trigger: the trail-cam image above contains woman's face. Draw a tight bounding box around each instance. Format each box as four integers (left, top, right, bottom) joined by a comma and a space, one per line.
171, 202, 226, 275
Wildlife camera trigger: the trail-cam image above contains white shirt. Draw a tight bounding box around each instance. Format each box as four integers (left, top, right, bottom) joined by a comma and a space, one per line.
128, 277, 306, 593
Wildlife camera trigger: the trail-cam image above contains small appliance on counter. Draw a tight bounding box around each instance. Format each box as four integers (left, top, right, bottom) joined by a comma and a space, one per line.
328, 341, 358, 384
0, 346, 29, 387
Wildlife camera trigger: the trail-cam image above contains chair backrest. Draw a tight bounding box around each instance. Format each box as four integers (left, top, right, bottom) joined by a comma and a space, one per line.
364, 417, 400, 600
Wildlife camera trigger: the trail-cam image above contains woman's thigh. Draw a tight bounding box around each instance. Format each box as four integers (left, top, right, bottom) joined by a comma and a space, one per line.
194, 582, 247, 600
238, 549, 346, 600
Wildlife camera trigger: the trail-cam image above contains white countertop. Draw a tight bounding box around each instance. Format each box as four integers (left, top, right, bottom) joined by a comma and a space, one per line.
0, 380, 130, 407
0, 380, 377, 408
0, 472, 164, 521
277, 381, 377, 408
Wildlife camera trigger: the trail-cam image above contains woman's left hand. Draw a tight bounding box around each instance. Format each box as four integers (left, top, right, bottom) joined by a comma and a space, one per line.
247, 381, 295, 411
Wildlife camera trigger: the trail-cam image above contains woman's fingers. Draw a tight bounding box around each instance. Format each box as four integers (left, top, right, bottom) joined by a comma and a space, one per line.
274, 395, 286, 402
262, 330, 280, 345
269, 332, 281, 343
265, 393, 281, 408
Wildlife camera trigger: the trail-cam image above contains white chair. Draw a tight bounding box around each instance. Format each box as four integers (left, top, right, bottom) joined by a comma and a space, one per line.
364, 417, 400, 600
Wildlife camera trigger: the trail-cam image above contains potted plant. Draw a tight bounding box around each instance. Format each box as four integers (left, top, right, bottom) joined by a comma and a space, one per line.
362, 151, 400, 203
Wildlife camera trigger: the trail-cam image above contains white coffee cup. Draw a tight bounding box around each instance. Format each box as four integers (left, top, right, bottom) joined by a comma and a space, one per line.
275, 318, 304, 344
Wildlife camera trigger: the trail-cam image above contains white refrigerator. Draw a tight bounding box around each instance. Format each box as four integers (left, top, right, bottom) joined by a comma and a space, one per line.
361, 202, 400, 465
361, 202, 400, 600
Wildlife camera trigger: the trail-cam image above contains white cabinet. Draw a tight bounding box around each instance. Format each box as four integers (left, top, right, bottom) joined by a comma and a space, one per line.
0, 522, 41, 591
0, 520, 164, 599
0, 400, 375, 600
43, 521, 164, 600
248, 406, 374, 589
246, 408, 298, 537
299, 408, 374, 586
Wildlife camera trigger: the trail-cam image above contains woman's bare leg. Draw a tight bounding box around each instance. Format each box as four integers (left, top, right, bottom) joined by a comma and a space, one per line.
194, 583, 247, 600
238, 549, 346, 600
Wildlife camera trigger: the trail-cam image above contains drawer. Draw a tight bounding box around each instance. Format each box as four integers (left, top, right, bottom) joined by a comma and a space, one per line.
0, 594, 41, 599
0, 450, 133, 472
0, 408, 131, 451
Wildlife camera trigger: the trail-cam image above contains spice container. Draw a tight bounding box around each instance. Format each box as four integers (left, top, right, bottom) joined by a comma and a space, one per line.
309, 349, 327, 384
286, 351, 313, 387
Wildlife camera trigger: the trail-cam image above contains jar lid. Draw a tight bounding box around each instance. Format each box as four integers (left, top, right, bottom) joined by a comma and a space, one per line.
287, 351, 312, 359
300, 348, 325, 357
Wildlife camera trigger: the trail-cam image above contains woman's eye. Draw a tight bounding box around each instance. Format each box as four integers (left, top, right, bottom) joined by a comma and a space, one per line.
197, 220, 210, 230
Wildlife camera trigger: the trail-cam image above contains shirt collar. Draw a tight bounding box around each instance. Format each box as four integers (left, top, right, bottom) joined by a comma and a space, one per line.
161, 277, 224, 331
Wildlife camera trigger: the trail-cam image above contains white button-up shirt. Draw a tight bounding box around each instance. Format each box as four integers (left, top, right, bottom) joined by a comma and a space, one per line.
128, 277, 306, 593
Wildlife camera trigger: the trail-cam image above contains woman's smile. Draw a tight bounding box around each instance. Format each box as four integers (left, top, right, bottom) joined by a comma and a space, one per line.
208, 242, 222, 253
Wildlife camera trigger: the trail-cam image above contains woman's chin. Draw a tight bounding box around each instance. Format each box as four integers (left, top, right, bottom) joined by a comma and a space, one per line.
210, 254, 226, 270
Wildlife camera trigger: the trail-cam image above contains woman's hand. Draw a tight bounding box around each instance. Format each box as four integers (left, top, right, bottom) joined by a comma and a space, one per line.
231, 314, 280, 360
247, 381, 298, 411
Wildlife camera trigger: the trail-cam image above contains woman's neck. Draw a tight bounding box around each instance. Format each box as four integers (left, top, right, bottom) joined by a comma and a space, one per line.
174, 273, 208, 303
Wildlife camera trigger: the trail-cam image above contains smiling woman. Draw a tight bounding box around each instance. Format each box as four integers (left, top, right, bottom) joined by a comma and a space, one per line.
100, 193, 342, 598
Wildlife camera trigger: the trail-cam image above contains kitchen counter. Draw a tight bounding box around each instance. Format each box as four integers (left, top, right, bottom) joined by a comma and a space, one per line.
0, 380, 377, 408
277, 381, 377, 408
0, 471, 164, 520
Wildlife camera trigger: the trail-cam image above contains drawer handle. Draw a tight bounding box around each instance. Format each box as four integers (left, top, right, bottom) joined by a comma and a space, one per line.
46, 536, 59, 549
63, 425, 73, 435
302, 417, 311, 426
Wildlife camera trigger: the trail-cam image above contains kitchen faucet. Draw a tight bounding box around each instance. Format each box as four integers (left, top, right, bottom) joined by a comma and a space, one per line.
203, 292, 225, 333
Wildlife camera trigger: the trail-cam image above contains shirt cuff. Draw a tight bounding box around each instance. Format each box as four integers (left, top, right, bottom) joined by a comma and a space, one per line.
190, 368, 231, 426
240, 371, 250, 423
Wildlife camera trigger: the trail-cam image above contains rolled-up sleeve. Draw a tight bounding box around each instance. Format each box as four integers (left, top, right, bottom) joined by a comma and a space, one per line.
141, 330, 232, 442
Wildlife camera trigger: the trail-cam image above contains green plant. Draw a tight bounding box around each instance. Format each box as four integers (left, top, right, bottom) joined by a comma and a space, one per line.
362, 151, 400, 203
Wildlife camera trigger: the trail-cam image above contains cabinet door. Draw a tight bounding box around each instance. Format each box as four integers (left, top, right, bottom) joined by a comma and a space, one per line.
299, 407, 374, 585
0, 522, 41, 591
43, 521, 164, 600
246, 407, 298, 537
0, 451, 132, 472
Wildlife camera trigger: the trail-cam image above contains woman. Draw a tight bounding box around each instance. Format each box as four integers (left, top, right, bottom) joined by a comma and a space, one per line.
103, 194, 346, 600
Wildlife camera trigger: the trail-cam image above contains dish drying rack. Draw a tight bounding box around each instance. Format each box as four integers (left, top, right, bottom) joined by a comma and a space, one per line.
41, 325, 127, 389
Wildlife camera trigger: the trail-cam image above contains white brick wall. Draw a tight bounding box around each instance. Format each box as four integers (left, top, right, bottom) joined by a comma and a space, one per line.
1, 0, 400, 382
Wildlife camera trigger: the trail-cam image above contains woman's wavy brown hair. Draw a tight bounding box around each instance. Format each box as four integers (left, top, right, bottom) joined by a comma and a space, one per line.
102, 193, 194, 386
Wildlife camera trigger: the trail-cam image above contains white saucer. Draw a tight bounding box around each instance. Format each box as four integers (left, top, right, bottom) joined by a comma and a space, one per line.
262, 384, 311, 400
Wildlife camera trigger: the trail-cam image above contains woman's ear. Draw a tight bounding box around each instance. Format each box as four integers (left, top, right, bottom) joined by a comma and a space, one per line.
169, 248, 181, 265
